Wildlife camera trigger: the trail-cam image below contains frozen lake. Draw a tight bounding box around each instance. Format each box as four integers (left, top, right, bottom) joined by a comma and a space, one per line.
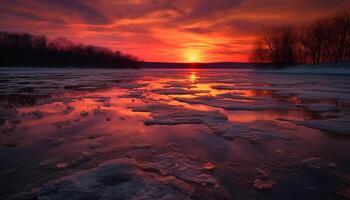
0, 67, 350, 199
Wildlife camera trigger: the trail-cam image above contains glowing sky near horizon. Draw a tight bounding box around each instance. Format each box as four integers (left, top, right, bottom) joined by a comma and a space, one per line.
1, 0, 349, 62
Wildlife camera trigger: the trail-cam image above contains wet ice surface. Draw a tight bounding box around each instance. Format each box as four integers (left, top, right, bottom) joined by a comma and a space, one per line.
1, 67, 350, 199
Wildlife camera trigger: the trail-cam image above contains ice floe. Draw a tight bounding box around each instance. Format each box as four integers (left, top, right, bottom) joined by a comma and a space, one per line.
175, 96, 297, 111
152, 88, 209, 95
131, 104, 227, 125
37, 152, 227, 200
131, 103, 294, 141
296, 117, 350, 135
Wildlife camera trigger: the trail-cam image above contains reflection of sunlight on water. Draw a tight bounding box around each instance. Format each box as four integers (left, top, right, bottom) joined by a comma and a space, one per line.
226, 110, 315, 123
194, 83, 224, 97
189, 72, 198, 82
13, 72, 319, 134
188, 71, 225, 96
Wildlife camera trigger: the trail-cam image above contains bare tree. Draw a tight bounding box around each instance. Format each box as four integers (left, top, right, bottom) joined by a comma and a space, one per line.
253, 27, 298, 67
251, 11, 350, 67
300, 21, 327, 64
332, 12, 350, 63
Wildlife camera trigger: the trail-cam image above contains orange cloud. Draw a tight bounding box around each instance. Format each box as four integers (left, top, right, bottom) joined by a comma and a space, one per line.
0, 0, 349, 62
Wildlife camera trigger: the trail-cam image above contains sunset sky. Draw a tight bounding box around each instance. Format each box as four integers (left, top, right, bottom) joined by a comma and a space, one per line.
1, 0, 349, 62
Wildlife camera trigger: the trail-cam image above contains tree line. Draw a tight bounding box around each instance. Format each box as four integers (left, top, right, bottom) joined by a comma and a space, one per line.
0, 32, 140, 68
252, 12, 350, 67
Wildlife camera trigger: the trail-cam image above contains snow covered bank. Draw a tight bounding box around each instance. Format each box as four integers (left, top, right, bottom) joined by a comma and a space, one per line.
255, 63, 350, 75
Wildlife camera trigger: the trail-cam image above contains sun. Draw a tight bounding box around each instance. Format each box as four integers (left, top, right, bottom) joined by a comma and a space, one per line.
185, 49, 201, 63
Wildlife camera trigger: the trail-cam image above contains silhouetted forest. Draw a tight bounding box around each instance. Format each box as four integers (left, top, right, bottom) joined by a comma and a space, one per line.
0, 32, 140, 68
252, 12, 350, 67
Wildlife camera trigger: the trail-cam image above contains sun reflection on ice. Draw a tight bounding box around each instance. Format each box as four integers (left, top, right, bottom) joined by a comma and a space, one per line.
189, 72, 198, 82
